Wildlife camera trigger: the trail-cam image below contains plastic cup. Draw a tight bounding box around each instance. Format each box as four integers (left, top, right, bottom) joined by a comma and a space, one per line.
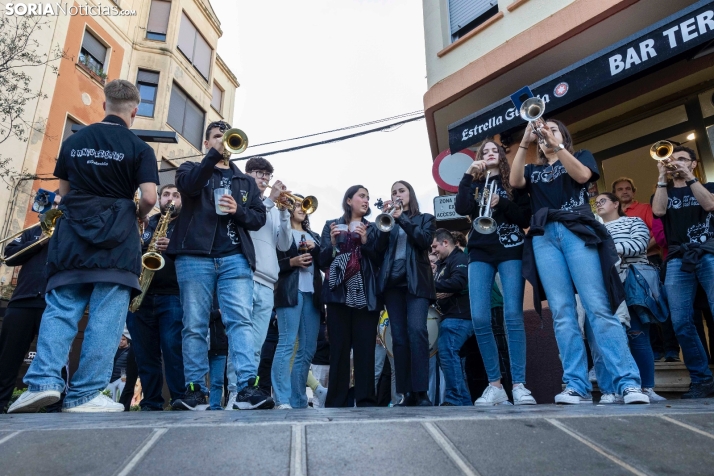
214, 188, 231, 215
350, 221, 362, 240
335, 224, 349, 245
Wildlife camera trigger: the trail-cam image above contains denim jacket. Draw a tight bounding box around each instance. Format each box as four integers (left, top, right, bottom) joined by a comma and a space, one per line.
624, 264, 668, 325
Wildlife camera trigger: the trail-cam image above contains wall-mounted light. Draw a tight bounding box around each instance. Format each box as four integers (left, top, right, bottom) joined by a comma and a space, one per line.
687, 133, 696, 141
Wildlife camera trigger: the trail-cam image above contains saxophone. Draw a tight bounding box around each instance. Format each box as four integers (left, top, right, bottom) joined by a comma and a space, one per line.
129, 201, 175, 312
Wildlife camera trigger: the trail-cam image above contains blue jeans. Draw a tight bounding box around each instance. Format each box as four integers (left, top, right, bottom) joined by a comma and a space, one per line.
125, 293, 184, 409
532, 222, 641, 395
665, 255, 714, 383
208, 354, 226, 410
383, 289, 430, 393
227, 280, 274, 393
438, 318, 474, 406
468, 260, 526, 384
272, 291, 320, 407
24, 283, 130, 408
175, 253, 254, 394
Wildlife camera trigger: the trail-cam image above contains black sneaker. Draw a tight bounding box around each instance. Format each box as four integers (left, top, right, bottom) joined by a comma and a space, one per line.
681, 379, 714, 399
439, 402, 456, 407
234, 377, 274, 410
172, 383, 207, 410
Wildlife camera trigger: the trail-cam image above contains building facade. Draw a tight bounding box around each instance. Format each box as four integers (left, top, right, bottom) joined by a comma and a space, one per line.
0, 0, 238, 283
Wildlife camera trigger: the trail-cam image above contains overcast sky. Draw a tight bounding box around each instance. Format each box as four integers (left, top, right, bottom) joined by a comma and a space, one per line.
210, 0, 437, 232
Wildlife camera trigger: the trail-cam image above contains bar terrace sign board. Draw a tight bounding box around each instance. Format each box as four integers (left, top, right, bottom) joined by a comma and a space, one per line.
448, 0, 714, 152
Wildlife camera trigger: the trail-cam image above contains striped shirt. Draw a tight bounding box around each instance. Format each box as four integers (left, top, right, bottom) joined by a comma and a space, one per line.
604, 216, 650, 272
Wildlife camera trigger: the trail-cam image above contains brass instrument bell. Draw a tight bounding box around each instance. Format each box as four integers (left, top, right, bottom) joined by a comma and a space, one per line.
221, 128, 249, 165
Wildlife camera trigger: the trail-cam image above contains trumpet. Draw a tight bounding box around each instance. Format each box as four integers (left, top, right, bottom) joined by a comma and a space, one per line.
221, 128, 248, 166
650, 140, 681, 176
520, 96, 547, 143
264, 183, 318, 215
473, 171, 497, 234
0, 208, 63, 263
374, 198, 402, 232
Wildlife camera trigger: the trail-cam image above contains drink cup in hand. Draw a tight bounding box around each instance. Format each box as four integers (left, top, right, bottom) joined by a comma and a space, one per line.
214, 188, 231, 215
335, 224, 349, 245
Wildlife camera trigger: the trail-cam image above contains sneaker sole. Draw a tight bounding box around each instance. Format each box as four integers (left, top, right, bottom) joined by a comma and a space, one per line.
554, 397, 588, 404
233, 398, 275, 410
624, 396, 650, 404
63, 405, 124, 413
7, 391, 61, 414
474, 397, 509, 406
171, 401, 204, 411
514, 398, 537, 405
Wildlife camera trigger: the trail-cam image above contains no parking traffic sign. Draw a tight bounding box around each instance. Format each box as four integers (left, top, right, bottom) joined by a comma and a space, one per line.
431, 149, 475, 193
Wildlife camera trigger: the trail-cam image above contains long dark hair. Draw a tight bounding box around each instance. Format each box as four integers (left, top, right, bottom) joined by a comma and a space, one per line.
475, 139, 512, 199
598, 192, 625, 217
391, 180, 420, 218
289, 194, 313, 234
536, 119, 575, 165
342, 185, 371, 222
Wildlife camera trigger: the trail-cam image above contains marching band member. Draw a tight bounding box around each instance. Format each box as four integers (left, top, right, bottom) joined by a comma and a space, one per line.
0, 191, 62, 413
455, 140, 534, 405
653, 145, 714, 399
168, 120, 272, 411
224, 156, 292, 409
10, 80, 159, 413
374, 181, 436, 406
320, 185, 381, 407
510, 118, 648, 404
272, 195, 322, 409
431, 229, 472, 406
124, 184, 185, 411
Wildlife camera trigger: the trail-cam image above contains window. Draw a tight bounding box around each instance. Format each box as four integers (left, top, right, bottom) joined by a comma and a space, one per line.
448, 0, 498, 42
136, 69, 160, 117
79, 30, 107, 75
167, 83, 205, 150
159, 158, 177, 187
62, 116, 81, 143
146, 0, 171, 41
211, 82, 223, 113
177, 12, 212, 80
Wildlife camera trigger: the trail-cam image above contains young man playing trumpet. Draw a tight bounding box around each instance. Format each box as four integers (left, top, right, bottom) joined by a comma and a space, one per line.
653, 146, 714, 399
223, 157, 292, 409
168, 121, 272, 410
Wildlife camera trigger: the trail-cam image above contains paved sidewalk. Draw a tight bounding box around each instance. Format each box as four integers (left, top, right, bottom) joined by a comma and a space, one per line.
2, 400, 714, 475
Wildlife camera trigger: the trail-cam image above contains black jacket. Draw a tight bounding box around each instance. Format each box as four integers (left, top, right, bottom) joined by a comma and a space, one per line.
319, 217, 382, 312
274, 229, 323, 311
374, 212, 437, 301
5, 226, 49, 305
523, 205, 625, 316
167, 148, 266, 270
434, 248, 470, 320
46, 190, 143, 295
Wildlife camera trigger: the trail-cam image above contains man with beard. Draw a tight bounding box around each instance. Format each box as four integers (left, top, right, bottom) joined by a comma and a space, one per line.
124, 184, 185, 410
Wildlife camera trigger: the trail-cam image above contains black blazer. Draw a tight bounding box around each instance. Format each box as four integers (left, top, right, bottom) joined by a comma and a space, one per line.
319, 216, 382, 312
274, 229, 323, 311
375, 212, 437, 301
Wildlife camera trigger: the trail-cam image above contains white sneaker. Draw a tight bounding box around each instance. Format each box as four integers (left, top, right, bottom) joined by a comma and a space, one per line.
512, 384, 536, 405
474, 384, 508, 406
623, 387, 650, 404
275, 403, 293, 410
588, 368, 597, 383
7, 390, 60, 414
63, 393, 124, 413
599, 393, 624, 404
224, 391, 237, 411
314, 385, 328, 408
554, 388, 592, 404
643, 388, 666, 402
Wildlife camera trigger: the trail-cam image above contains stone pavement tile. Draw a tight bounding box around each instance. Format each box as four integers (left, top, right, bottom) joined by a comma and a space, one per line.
0, 428, 154, 476
668, 412, 714, 434
563, 415, 714, 475
131, 425, 292, 475
436, 418, 631, 476
306, 422, 462, 476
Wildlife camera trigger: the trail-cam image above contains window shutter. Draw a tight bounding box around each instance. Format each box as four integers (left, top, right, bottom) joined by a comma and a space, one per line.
147, 0, 171, 35
211, 83, 223, 112
177, 13, 196, 61
183, 99, 205, 149
82, 30, 107, 63
193, 34, 212, 80
448, 0, 497, 35
137, 69, 160, 85
62, 117, 80, 142
167, 86, 187, 133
